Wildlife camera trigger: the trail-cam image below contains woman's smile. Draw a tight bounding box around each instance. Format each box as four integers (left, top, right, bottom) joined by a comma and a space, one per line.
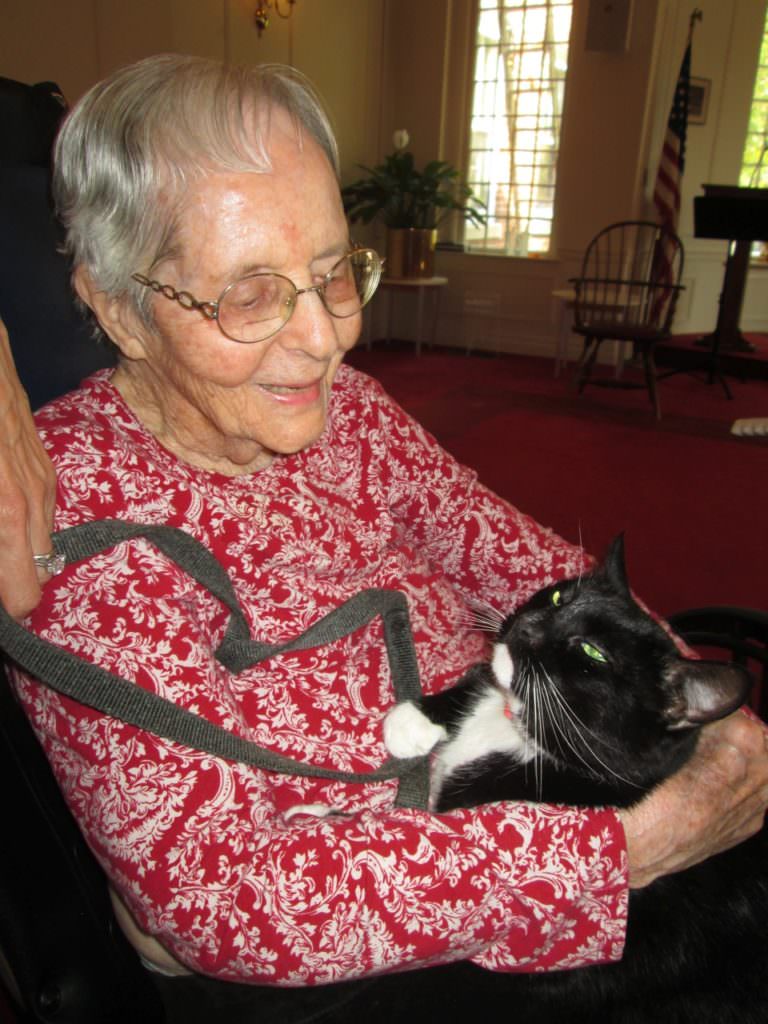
257, 377, 324, 403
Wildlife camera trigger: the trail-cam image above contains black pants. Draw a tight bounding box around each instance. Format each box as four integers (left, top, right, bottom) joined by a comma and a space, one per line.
148, 960, 513, 1024
148, 958, 761, 1024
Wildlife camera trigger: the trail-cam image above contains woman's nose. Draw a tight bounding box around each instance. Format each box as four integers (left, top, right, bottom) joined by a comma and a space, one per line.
284, 288, 357, 358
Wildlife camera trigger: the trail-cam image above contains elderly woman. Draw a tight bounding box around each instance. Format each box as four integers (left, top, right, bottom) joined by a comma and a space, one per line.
1, 54, 767, 1024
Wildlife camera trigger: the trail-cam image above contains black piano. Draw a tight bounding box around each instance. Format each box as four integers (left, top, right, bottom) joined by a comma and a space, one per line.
693, 183, 768, 353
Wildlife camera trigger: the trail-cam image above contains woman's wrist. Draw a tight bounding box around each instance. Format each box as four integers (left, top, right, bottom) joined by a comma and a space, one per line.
619, 801, 672, 889
619, 714, 768, 890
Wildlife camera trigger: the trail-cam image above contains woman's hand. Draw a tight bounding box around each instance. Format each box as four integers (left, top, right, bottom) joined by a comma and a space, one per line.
0, 318, 57, 617
621, 711, 768, 888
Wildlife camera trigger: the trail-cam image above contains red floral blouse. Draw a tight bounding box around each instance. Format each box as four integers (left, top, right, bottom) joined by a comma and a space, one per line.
14, 364, 628, 985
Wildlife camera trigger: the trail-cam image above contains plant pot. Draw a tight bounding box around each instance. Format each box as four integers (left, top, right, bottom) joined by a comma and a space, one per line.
386, 228, 438, 279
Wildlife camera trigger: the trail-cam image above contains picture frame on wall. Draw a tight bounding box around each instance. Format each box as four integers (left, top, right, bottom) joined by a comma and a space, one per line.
688, 77, 711, 125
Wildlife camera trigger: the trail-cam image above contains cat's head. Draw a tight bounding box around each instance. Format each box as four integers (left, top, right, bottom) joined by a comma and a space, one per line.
492, 536, 751, 796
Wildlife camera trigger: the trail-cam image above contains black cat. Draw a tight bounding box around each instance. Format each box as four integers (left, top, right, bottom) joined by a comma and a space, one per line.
384, 536, 767, 1024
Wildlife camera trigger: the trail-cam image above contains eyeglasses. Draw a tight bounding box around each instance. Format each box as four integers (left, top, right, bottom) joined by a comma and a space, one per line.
131, 247, 383, 345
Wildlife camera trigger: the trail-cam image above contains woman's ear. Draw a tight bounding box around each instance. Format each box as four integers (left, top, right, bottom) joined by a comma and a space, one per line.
73, 266, 150, 360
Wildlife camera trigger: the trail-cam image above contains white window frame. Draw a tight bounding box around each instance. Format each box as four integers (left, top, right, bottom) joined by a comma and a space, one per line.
740, 7, 768, 189
464, 0, 573, 257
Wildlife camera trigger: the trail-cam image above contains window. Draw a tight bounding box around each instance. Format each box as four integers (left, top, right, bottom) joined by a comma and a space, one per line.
740, 9, 768, 188
465, 0, 573, 257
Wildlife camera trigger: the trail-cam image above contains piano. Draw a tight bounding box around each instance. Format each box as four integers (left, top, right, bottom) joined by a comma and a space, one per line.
693, 183, 768, 353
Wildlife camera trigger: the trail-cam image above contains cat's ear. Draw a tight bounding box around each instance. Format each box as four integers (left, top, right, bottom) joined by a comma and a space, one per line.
599, 533, 630, 595
663, 658, 751, 730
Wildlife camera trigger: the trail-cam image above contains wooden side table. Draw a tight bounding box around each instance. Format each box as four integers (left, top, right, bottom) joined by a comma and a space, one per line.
551, 287, 577, 376
374, 276, 449, 356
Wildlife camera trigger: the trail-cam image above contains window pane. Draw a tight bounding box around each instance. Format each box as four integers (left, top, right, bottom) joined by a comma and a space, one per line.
740, 8, 768, 189
465, 0, 573, 256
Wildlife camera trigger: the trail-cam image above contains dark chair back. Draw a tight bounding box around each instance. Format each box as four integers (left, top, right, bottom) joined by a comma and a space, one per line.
0, 77, 115, 412
0, 76, 65, 167
668, 606, 768, 723
0, 76, 159, 1022
573, 220, 685, 338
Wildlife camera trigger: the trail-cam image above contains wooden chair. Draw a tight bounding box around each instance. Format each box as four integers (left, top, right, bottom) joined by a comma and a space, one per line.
571, 221, 685, 419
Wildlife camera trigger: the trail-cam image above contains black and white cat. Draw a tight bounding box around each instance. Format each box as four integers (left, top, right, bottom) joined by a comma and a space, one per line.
384, 536, 767, 1024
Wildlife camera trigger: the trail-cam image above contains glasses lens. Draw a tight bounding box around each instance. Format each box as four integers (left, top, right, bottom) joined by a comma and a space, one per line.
215, 249, 382, 342
323, 250, 382, 319
219, 274, 294, 343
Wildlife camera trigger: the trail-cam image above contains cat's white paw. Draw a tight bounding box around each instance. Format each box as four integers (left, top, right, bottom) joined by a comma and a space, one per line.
383, 701, 448, 758
283, 803, 336, 822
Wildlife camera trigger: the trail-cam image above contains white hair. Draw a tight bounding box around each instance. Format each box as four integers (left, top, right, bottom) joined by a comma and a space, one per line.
52, 54, 340, 322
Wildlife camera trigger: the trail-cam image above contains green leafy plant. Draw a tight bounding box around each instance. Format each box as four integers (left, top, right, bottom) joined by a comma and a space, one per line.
342, 143, 487, 231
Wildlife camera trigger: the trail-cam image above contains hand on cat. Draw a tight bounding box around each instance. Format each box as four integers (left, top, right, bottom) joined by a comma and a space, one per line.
0, 319, 56, 618
620, 711, 768, 889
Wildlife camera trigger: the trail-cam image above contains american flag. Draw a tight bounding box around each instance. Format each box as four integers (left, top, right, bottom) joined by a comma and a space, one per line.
653, 41, 691, 228
651, 41, 691, 322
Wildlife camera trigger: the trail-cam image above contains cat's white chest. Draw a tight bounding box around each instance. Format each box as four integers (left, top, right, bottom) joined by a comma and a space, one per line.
435, 688, 535, 789
383, 681, 537, 807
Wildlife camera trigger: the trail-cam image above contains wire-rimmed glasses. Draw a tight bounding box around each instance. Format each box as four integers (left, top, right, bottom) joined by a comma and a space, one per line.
131, 247, 383, 344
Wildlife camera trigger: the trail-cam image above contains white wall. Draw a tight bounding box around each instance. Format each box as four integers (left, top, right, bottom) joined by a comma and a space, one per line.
653, 0, 767, 335
3, 0, 766, 357
371, 0, 662, 357
0, 0, 385, 185
374, 0, 768, 357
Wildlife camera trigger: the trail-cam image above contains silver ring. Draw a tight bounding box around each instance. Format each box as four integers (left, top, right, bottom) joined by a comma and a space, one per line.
33, 551, 67, 576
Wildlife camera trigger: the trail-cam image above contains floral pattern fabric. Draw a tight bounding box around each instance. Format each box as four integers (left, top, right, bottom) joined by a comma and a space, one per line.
14, 364, 628, 984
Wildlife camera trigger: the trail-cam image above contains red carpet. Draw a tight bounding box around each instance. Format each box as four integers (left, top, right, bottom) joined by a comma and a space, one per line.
657, 331, 768, 381
347, 342, 768, 618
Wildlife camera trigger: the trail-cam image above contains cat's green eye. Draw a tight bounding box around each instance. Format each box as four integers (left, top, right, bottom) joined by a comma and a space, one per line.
552, 590, 563, 607
581, 641, 608, 664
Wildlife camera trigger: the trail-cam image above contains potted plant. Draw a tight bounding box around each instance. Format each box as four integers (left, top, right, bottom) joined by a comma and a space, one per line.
342, 131, 486, 278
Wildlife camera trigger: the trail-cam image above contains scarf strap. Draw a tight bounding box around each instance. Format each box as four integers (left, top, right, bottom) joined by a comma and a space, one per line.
0, 520, 431, 810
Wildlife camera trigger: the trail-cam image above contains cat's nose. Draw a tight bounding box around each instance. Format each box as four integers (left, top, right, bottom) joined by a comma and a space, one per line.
513, 615, 545, 646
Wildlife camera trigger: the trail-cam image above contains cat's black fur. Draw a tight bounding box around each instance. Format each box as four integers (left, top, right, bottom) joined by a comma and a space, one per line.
402, 537, 767, 1023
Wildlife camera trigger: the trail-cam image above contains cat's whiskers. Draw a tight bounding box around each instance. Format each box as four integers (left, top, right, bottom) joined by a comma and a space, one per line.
460, 601, 505, 634
532, 670, 547, 798
544, 668, 624, 753
532, 667, 567, 761
536, 669, 639, 789
575, 524, 586, 585
515, 661, 548, 800
528, 667, 540, 794
515, 656, 638, 791
533, 665, 567, 798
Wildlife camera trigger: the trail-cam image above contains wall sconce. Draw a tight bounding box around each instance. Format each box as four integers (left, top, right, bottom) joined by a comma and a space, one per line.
254, 0, 297, 37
